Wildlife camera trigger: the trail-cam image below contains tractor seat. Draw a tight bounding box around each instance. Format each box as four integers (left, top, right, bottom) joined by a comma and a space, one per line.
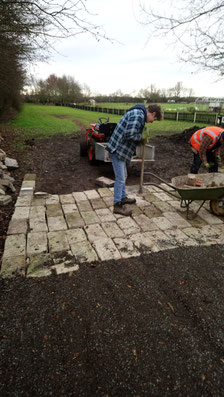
99, 123, 117, 141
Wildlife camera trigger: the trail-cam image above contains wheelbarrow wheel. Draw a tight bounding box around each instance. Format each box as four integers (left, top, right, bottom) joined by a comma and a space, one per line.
210, 199, 224, 216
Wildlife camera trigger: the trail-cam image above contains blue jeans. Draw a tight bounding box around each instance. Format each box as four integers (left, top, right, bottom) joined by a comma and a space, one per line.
109, 152, 127, 204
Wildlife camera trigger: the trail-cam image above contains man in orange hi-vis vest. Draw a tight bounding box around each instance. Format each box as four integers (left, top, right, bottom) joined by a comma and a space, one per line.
190, 126, 224, 174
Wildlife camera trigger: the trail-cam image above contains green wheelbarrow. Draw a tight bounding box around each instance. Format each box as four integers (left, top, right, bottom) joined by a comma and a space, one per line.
143, 172, 224, 219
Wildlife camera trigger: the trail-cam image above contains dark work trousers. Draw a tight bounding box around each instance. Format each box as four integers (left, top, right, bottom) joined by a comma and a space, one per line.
190, 150, 218, 174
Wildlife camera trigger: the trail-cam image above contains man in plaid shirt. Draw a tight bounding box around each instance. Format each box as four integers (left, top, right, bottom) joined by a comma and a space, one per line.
107, 104, 162, 216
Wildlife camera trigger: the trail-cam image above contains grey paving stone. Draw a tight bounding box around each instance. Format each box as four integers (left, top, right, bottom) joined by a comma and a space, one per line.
143, 204, 162, 218
70, 241, 98, 263
27, 254, 53, 277
117, 217, 141, 235
1, 255, 26, 278
27, 232, 48, 256
151, 216, 174, 231
47, 216, 68, 231
153, 192, 173, 201
24, 173, 36, 181
46, 203, 63, 217
102, 196, 114, 207
72, 191, 87, 202
125, 204, 142, 216
90, 198, 107, 210
84, 224, 107, 243
45, 195, 60, 204
163, 229, 198, 247
130, 232, 159, 252
93, 237, 121, 261
21, 180, 35, 189
51, 263, 79, 275
7, 219, 28, 235
153, 201, 176, 213
145, 230, 176, 250
182, 225, 221, 246
133, 214, 159, 232
15, 195, 32, 207
31, 197, 46, 206
48, 231, 70, 253
29, 218, 48, 232
29, 206, 46, 220
65, 212, 85, 228
85, 189, 100, 200
95, 208, 116, 223
11, 207, 30, 220
59, 194, 75, 204
62, 203, 78, 214
81, 210, 100, 225
144, 192, 161, 203
163, 212, 191, 228
101, 222, 124, 239
3, 234, 26, 257
66, 228, 87, 244
198, 207, 224, 225
113, 238, 140, 258
97, 187, 113, 197
77, 200, 92, 212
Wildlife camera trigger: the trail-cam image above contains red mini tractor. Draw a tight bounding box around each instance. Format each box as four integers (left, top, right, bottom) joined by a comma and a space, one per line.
80, 118, 117, 164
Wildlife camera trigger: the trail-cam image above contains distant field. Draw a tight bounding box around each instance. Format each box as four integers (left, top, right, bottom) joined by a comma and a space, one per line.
82, 102, 210, 112
8, 103, 207, 142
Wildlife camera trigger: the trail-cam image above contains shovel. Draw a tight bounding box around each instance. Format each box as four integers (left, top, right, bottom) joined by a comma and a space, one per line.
138, 143, 146, 194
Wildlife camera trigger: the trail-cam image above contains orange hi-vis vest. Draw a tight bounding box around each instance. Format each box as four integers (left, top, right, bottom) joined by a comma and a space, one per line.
190, 126, 224, 152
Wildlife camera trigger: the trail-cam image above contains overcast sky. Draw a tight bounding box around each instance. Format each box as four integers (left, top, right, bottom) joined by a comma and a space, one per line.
31, 0, 224, 98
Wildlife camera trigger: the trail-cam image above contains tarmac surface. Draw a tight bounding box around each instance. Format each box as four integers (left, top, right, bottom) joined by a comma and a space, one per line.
0, 175, 224, 396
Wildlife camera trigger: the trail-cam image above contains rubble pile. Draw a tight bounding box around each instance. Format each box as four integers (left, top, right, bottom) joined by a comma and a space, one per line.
0, 148, 18, 206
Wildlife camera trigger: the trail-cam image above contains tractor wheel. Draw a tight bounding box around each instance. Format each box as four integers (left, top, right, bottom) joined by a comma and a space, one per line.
80, 141, 88, 157
210, 199, 224, 216
88, 143, 96, 164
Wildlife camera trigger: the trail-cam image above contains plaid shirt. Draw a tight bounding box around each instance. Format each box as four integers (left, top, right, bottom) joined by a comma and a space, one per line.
199, 134, 221, 163
106, 109, 145, 163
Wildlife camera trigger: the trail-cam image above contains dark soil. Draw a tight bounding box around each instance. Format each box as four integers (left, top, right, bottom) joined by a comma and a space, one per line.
0, 124, 224, 396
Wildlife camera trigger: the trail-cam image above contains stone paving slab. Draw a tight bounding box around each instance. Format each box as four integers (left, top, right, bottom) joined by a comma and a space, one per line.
1, 173, 224, 278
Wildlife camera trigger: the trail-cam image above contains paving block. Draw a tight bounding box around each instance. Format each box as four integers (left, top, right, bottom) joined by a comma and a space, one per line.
29, 206, 46, 220
27, 254, 52, 277
90, 198, 107, 210
29, 218, 48, 232
31, 197, 46, 206
51, 263, 79, 275
163, 212, 191, 229
93, 238, 121, 261
84, 224, 107, 243
125, 204, 142, 216
66, 228, 87, 244
182, 225, 221, 246
46, 203, 63, 217
151, 216, 174, 231
70, 241, 98, 263
24, 173, 36, 181
72, 191, 87, 202
143, 204, 162, 218
153, 192, 172, 201
59, 194, 75, 204
77, 200, 92, 212
62, 204, 78, 214
1, 255, 26, 278
144, 192, 161, 203
11, 207, 30, 220
198, 207, 224, 225
97, 187, 113, 197
134, 196, 150, 208
153, 201, 176, 213
47, 216, 68, 231
65, 212, 85, 228
95, 208, 116, 222
81, 210, 100, 225
27, 232, 48, 256
102, 196, 114, 207
163, 229, 198, 247
95, 177, 114, 187
145, 230, 176, 251
15, 195, 32, 207
133, 214, 159, 232
130, 232, 159, 252
48, 231, 70, 253
101, 222, 124, 239
84, 189, 100, 200
168, 200, 188, 213
7, 219, 28, 235
117, 217, 141, 235
21, 180, 35, 189
113, 238, 140, 258
45, 195, 60, 204
3, 234, 26, 257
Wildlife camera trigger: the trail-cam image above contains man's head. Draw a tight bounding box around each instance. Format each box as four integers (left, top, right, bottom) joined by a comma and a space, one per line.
146, 104, 163, 123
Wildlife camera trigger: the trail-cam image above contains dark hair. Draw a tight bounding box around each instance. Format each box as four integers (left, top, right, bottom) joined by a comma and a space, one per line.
147, 104, 163, 121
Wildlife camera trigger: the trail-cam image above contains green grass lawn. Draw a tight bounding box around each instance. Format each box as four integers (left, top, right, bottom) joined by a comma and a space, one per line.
8, 103, 206, 143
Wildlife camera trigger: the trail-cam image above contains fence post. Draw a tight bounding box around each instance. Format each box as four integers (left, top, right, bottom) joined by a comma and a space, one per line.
194, 112, 196, 123
176, 112, 179, 121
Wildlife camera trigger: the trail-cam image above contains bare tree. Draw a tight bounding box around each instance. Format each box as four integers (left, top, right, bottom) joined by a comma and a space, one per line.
138, 0, 224, 75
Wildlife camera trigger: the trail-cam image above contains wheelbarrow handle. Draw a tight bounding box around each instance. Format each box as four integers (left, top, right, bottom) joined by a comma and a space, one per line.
144, 172, 176, 191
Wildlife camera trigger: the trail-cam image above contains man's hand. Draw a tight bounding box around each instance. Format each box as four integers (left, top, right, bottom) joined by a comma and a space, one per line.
204, 162, 210, 169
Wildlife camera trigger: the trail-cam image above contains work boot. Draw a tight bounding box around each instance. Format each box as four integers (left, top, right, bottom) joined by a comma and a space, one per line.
113, 202, 132, 216
121, 196, 136, 205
